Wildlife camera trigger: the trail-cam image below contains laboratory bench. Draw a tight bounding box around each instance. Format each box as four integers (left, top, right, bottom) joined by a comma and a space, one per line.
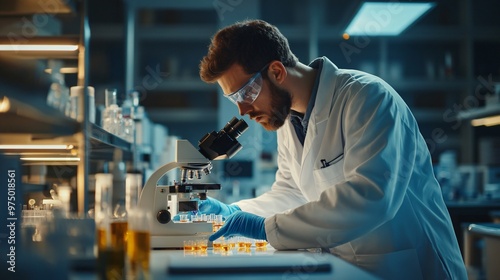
69, 247, 378, 280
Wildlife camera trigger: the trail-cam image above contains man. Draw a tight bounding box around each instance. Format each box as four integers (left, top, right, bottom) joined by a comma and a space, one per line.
198, 19, 467, 279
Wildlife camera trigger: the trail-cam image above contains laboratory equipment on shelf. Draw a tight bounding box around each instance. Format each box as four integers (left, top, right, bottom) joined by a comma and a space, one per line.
101, 88, 122, 136
46, 60, 70, 114
137, 117, 248, 248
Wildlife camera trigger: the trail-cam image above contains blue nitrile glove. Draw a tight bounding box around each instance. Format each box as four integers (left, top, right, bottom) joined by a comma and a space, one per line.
198, 197, 241, 217
209, 211, 266, 241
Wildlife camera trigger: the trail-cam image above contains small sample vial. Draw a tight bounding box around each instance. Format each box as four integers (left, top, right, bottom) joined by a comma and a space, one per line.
212, 239, 222, 251
179, 214, 189, 223
220, 240, 230, 253
183, 240, 194, 251
255, 240, 268, 249
197, 239, 208, 252
212, 215, 224, 232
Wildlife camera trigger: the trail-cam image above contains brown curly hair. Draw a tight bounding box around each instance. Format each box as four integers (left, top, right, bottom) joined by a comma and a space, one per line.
199, 19, 298, 83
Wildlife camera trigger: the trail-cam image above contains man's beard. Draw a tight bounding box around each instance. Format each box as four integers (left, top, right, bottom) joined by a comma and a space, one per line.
261, 79, 292, 131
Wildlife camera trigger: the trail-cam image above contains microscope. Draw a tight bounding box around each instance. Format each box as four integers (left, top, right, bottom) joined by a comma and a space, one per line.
138, 117, 248, 248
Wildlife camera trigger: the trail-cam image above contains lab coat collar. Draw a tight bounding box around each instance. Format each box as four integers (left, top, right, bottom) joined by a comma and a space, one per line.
307, 56, 339, 125
282, 57, 340, 165
301, 57, 339, 160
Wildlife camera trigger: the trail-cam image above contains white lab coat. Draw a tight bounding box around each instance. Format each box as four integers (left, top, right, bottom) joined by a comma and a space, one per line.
236, 57, 467, 280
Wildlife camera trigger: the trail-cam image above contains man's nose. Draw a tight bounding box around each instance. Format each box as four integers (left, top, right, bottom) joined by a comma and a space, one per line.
237, 102, 252, 116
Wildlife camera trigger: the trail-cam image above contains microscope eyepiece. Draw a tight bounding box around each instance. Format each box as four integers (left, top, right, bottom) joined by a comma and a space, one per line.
224, 117, 248, 139
198, 117, 248, 160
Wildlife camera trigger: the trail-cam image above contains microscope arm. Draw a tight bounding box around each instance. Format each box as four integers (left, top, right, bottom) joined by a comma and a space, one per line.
138, 161, 183, 210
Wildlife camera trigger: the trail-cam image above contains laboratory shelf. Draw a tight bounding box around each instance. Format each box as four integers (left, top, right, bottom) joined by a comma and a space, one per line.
457, 105, 500, 120
0, 36, 80, 59
90, 123, 132, 151
0, 93, 133, 160
0, 94, 80, 137
89, 123, 133, 160
0, 0, 77, 15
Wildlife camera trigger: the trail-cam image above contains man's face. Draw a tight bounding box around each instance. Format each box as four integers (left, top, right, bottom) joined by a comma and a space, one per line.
218, 64, 292, 131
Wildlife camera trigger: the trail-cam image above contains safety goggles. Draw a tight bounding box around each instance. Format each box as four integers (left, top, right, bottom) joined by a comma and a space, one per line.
224, 65, 268, 105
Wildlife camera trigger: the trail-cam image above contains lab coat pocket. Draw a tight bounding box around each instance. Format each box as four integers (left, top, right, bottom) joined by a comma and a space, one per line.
313, 156, 345, 188
355, 248, 423, 280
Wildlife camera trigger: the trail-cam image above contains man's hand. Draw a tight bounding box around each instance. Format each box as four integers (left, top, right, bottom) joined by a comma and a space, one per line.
209, 211, 266, 241
198, 197, 240, 217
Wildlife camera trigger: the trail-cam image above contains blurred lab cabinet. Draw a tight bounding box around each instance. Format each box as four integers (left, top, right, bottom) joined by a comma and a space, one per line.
0, 1, 101, 278
0, 0, 134, 215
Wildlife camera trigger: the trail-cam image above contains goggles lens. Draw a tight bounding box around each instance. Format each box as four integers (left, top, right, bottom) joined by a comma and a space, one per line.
225, 72, 263, 105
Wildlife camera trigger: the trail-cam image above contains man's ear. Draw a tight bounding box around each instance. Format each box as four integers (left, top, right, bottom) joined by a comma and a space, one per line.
268, 61, 287, 85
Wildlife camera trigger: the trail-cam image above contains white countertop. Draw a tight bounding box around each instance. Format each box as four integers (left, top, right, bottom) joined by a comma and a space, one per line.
68, 246, 378, 279
148, 247, 379, 280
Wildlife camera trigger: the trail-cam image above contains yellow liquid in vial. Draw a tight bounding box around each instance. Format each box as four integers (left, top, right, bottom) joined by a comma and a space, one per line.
212, 243, 222, 250
244, 242, 252, 249
200, 244, 208, 251
255, 241, 268, 248
221, 244, 230, 252
127, 230, 150, 275
237, 241, 246, 248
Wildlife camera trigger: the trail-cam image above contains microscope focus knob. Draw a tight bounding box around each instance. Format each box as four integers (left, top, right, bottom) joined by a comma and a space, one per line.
157, 210, 171, 224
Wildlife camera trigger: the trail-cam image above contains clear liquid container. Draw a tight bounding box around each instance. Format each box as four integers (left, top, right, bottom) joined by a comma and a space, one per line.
121, 97, 135, 143
102, 88, 122, 135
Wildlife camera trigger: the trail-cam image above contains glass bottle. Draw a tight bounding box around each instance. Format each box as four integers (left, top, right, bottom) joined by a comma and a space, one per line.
102, 88, 122, 135
46, 60, 70, 114
121, 95, 135, 143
